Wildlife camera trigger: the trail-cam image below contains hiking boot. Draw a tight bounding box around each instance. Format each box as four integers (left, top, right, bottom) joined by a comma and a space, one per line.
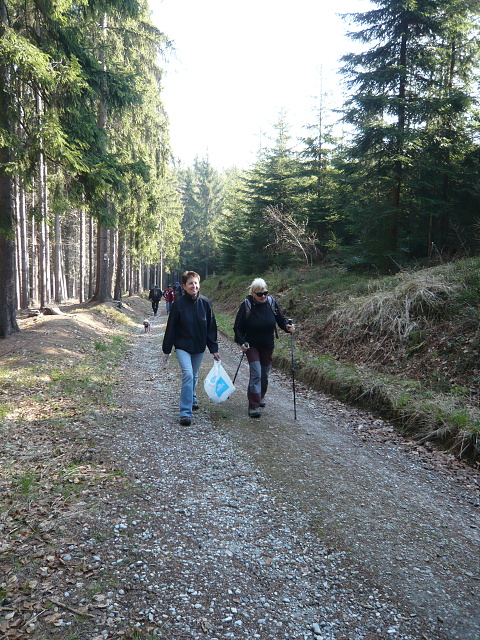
192, 402, 199, 411
248, 408, 261, 418
259, 398, 266, 408
179, 416, 191, 426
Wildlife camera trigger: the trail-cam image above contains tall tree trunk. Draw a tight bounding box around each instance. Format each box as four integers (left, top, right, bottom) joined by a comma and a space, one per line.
108, 227, 116, 295
0, 229, 19, 338
92, 220, 110, 301
88, 215, 94, 299
125, 254, 130, 295
30, 205, 38, 306
34, 15, 52, 307
39, 212, 48, 307
18, 177, 29, 308
15, 213, 21, 310
0, 5, 19, 337
128, 235, 134, 296
54, 208, 63, 303
79, 207, 86, 302
136, 260, 142, 293
37, 128, 51, 306
63, 211, 75, 299
15, 84, 29, 309
0, 168, 19, 336
14, 178, 21, 309
92, 12, 112, 303
114, 229, 124, 300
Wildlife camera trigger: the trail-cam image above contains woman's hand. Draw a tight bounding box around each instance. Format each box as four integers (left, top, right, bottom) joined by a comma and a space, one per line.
286, 323, 295, 333
163, 353, 170, 365
213, 352, 221, 361
240, 342, 250, 352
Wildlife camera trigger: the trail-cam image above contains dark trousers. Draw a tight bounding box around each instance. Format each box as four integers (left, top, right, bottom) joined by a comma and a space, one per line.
246, 347, 273, 408
151, 300, 159, 314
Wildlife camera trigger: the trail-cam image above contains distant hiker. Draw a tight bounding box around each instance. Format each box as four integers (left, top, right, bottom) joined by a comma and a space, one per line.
149, 285, 162, 316
162, 271, 220, 426
163, 284, 175, 314
233, 277, 294, 418
174, 282, 183, 300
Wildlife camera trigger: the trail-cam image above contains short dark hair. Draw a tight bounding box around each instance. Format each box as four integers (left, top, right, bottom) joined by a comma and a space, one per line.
181, 271, 200, 285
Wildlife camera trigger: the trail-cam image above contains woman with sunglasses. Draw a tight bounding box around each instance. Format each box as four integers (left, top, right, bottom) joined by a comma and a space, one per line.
234, 278, 294, 418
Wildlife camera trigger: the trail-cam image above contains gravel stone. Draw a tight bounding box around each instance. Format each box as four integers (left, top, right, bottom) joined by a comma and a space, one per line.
78, 313, 479, 640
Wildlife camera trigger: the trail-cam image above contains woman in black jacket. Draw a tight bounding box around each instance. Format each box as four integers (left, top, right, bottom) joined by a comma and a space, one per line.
234, 278, 294, 418
163, 271, 220, 425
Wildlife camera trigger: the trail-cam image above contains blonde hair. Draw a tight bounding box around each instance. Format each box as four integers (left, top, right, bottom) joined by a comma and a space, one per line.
248, 278, 267, 294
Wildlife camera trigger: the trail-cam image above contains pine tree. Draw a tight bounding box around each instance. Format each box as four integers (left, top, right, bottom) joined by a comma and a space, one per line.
340, 0, 480, 266
230, 113, 308, 273
178, 157, 224, 278
299, 98, 339, 256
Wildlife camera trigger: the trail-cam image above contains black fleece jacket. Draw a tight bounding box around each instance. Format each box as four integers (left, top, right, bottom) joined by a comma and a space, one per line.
162, 293, 218, 355
234, 295, 289, 350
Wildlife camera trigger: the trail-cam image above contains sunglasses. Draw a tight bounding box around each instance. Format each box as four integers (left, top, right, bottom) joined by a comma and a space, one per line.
254, 291, 268, 297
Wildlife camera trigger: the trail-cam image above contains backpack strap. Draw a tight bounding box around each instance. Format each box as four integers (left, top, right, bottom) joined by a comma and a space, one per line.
267, 295, 277, 315
268, 296, 279, 338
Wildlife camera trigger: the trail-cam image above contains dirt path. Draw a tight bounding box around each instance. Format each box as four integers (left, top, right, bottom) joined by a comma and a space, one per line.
87, 306, 479, 640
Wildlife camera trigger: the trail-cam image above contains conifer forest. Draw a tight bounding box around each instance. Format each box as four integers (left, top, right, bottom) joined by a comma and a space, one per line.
1, 0, 480, 337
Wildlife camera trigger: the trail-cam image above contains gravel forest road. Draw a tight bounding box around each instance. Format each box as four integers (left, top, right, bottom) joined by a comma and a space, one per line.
91, 309, 479, 640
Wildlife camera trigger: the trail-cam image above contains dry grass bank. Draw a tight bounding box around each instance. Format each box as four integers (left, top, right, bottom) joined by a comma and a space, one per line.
203, 259, 480, 463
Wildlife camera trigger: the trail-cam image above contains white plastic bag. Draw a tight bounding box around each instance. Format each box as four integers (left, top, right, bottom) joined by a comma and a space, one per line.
204, 360, 236, 403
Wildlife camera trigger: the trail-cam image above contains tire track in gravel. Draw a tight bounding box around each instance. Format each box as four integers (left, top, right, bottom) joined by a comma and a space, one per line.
211, 330, 480, 640
97, 309, 479, 640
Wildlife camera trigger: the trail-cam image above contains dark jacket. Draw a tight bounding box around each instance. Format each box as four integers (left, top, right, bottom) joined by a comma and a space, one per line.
234, 295, 289, 350
174, 284, 183, 299
149, 287, 162, 302
162, 293, 218, 355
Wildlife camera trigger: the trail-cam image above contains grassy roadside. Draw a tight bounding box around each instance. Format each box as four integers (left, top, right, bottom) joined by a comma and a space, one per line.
202, 259, 480, 464
0, 298, 149, 639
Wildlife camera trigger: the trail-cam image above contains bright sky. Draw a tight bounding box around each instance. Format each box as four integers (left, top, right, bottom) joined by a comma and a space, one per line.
150, 0, 372, 170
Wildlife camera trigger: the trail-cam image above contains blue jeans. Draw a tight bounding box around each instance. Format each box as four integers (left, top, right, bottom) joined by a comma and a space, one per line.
175, 349, 204, 417
166, 301, 172, 314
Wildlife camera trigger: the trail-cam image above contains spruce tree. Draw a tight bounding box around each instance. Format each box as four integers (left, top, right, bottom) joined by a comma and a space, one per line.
340, 0, 480, 266
178, 157, 224, 278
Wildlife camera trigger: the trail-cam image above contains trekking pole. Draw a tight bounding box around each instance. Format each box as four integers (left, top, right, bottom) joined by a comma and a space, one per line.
232, 343, 248, 384
288, 320, 297, 420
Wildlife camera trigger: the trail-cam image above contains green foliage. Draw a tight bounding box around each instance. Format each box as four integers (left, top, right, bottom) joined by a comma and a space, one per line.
206, 2, 480, 276
221, 113, 315, 273
0, 404, 11, 420
337, 0, 480, 266
177, 157, 225, 277
0, 0, 180, 312
13, 471, 38, 496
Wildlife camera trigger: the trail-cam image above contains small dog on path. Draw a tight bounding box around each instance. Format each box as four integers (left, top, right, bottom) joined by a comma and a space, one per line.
143, 319, 151, 333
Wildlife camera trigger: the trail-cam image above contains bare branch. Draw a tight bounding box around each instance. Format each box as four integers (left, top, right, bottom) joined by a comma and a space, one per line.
263, 205, 319, 265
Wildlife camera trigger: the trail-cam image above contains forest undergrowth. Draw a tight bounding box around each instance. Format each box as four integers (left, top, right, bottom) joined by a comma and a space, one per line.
201, 256, 480, 464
